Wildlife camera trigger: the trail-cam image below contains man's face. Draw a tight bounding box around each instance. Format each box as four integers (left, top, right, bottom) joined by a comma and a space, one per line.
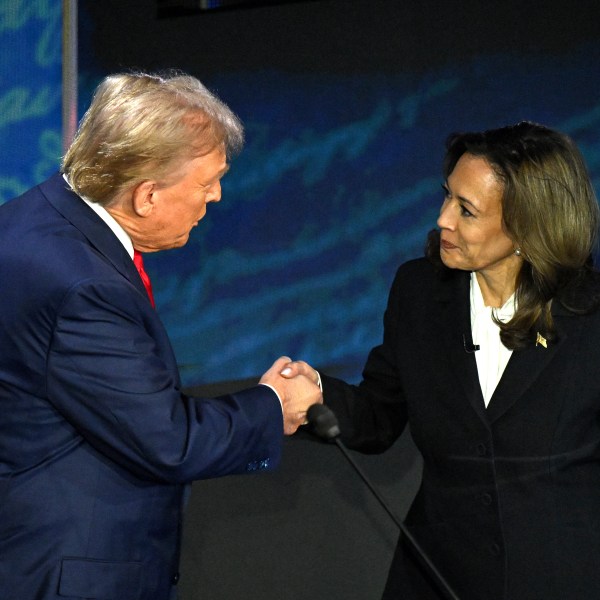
137, 147, 229, 251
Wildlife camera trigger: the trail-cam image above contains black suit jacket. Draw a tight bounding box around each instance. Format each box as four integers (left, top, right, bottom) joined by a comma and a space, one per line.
0, 174, 283, 600
322, 257, 600, 600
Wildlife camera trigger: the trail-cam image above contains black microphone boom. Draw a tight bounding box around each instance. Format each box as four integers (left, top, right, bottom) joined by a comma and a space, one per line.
306, 404, 461, 600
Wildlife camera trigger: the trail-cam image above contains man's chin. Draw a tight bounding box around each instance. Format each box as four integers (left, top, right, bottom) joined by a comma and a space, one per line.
173, 233, 191, 248
142, 232, 192, 252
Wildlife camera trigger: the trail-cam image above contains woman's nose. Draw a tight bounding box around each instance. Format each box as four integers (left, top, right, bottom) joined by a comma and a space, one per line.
437, 199, 455, 230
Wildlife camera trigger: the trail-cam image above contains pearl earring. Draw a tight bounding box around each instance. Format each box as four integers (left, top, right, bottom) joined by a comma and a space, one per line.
514, 248, 522, 256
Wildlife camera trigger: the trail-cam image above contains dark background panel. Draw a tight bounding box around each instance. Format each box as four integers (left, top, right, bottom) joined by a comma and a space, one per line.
183, 379, 422, 600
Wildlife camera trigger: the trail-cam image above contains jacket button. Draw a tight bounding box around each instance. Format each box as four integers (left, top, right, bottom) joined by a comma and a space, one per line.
476, 443, 487, 456
481, 493, 492, 506
490, 543, 501, 556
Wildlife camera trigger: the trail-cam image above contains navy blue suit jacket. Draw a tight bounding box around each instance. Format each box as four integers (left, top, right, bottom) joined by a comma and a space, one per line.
0, 174, 282, 599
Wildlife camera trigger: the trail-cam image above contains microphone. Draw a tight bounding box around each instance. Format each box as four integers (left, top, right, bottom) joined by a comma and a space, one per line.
307, 404, 461, 600
462, 333, 480, 353
308, 402, 341, 439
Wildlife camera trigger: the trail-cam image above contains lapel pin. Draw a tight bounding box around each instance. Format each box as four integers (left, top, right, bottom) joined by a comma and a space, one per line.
536, 332, 547, 348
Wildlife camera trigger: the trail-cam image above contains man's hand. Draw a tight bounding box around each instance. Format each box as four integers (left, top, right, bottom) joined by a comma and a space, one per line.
260, 357, 322, 435
279, 359, 320, 384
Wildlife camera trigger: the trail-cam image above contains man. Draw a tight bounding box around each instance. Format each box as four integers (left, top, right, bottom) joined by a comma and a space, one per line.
0, 72, 321, 600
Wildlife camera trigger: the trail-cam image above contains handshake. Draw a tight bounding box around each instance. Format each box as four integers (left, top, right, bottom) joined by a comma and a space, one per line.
259, 356, 322, 435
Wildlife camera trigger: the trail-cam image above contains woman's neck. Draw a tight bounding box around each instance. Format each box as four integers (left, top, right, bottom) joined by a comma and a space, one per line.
475, 266, 518, 308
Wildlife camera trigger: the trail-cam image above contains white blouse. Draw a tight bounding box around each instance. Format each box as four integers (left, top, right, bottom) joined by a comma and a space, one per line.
470, 273, 515, 407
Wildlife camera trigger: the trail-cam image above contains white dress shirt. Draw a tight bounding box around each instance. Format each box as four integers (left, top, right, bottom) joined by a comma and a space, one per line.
470, 272, 515, 407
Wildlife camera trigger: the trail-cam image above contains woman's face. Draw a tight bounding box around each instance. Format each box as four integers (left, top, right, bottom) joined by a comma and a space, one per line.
437, 153, 518, 277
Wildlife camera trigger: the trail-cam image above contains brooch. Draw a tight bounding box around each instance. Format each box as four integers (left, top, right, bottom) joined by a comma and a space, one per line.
536, 332, 547, 348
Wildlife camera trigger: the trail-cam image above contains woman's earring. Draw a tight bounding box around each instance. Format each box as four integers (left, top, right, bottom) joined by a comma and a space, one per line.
514, 247, 522, 256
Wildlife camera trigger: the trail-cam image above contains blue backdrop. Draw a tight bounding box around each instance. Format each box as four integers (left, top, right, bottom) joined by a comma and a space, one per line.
146, 45, 600, 386
3, 1, 599, 388
0, 0, 62, 204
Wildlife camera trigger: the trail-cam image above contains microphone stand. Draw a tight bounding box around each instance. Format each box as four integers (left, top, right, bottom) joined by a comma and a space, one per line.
308, 404, 461, 600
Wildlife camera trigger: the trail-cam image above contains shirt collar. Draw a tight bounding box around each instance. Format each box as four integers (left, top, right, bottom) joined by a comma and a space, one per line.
470, 272, 516, 322
63, 174, 134, 258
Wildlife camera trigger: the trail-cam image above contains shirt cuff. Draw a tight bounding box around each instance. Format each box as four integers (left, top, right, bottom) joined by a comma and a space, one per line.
315, 370, 323, 392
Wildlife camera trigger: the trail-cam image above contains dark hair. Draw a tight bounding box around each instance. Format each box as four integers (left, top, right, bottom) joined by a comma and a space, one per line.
427, 121, 600, 349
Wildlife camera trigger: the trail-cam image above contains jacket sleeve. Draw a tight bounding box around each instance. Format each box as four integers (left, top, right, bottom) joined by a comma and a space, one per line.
46, 276, 283, 483
321, 266, 409, 453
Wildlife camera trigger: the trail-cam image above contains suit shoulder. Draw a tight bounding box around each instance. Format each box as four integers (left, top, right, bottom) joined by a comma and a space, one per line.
391, 256, 466, 300
393, 257, 438, 290
0, 174, 63, 223
396, 256, 434, 276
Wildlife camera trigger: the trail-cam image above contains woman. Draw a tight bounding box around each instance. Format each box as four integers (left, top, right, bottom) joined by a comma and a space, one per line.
286, 122, 600, 599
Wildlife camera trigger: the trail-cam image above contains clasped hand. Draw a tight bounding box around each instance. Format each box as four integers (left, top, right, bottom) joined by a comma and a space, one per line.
260, 357, 322, 435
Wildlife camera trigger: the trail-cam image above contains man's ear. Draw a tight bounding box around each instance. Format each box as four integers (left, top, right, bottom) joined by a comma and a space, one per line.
131, 180, 157, 217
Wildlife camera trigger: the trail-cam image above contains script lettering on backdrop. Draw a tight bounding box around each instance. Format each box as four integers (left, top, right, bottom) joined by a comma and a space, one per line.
148, 56, 600, 388
0, 0, 62, 205
71, 9, 600, 388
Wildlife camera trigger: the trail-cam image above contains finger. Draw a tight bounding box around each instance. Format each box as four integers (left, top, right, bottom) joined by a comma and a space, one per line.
281, 361, 319, 387
266, 356, 292, 375
284, 415, 306, 436
280, 361, 300, 378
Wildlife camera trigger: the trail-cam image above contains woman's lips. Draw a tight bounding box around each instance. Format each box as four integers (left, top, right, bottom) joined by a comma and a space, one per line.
441, 239, 458, 250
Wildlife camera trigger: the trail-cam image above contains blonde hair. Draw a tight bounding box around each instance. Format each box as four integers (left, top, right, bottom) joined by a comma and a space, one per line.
61, 71, 244, 204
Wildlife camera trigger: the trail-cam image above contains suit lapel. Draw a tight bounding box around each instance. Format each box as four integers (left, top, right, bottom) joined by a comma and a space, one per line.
434, 270, 488, 423
39, 173, 148, 299
486, 306, 576, 423
434, 266, 582, 425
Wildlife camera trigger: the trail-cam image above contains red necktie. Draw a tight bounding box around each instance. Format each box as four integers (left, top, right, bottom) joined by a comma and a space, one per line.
133, 250, 156, 308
